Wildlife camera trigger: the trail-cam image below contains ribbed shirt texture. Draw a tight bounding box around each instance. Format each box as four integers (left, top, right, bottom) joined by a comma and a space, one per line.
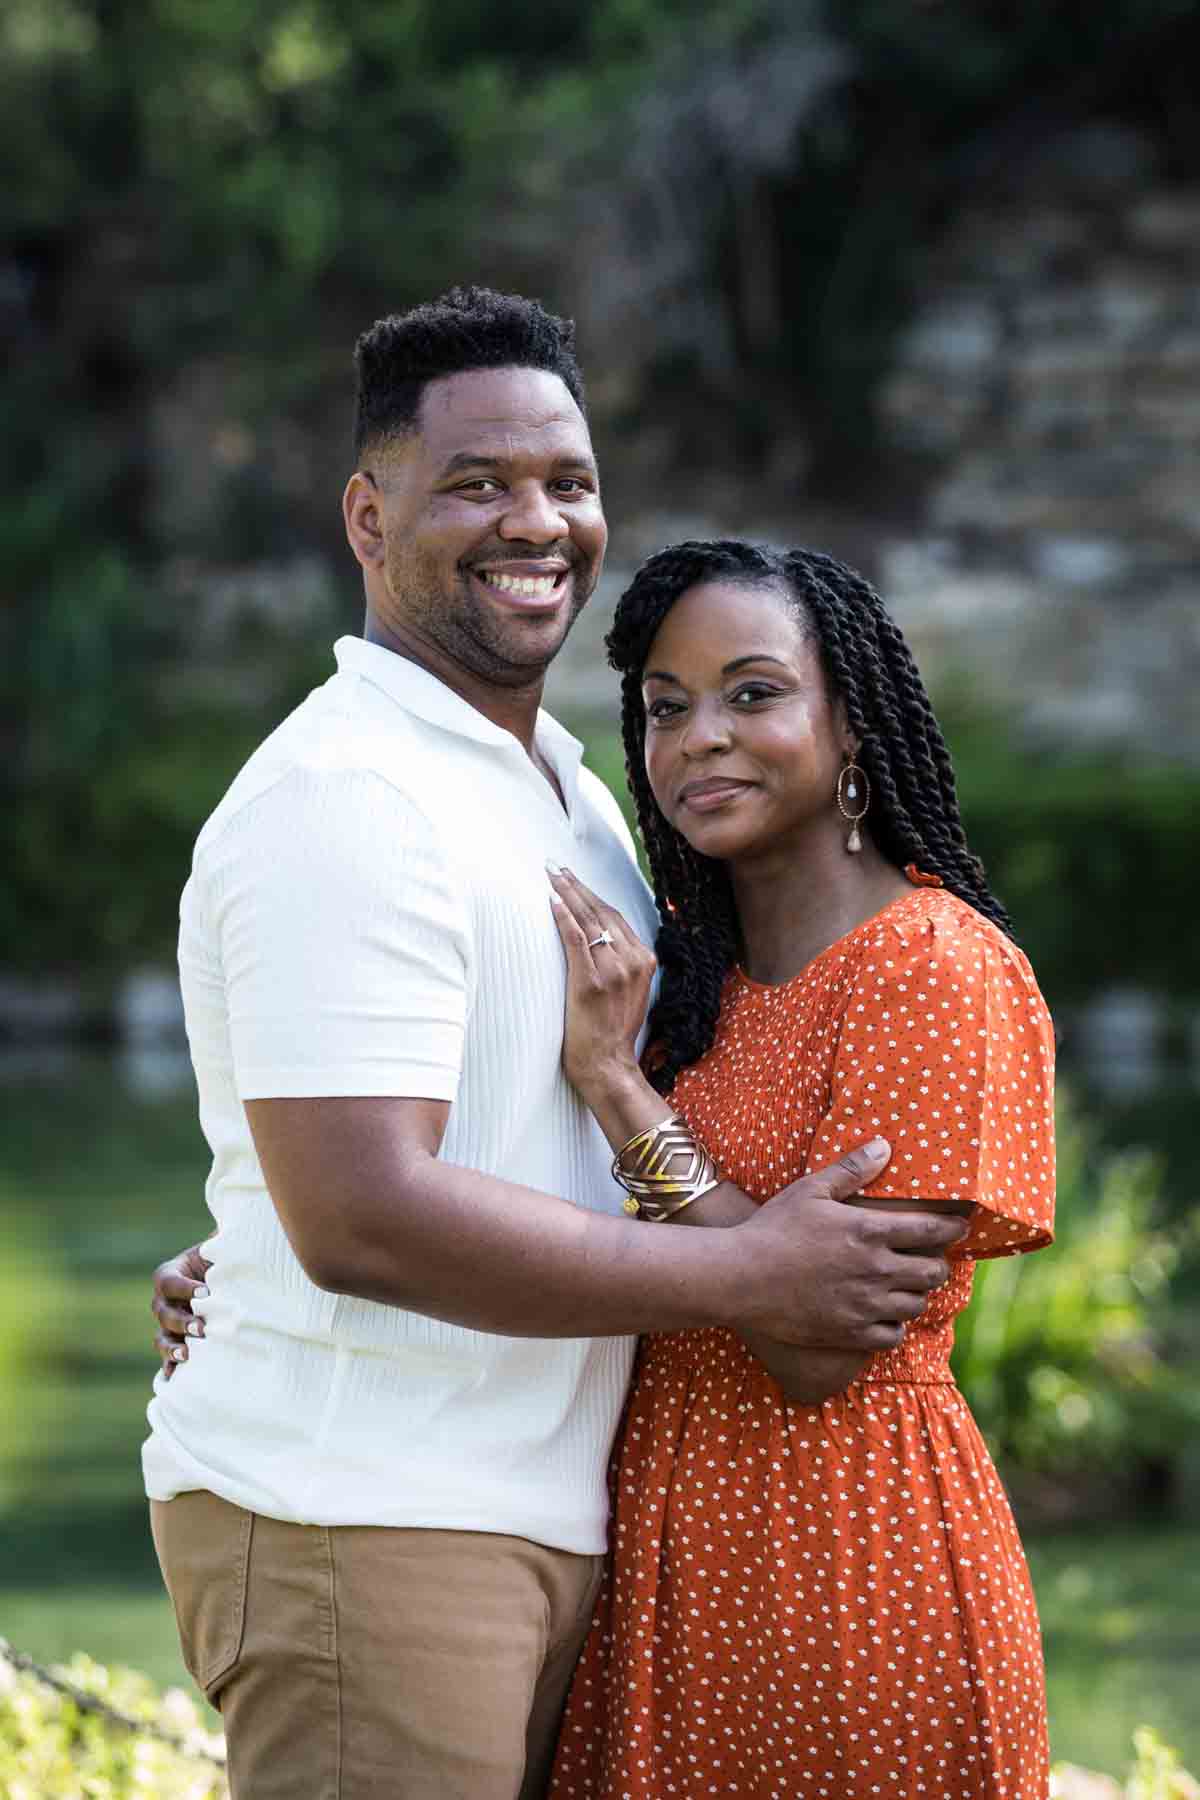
142, 636, 658, 1553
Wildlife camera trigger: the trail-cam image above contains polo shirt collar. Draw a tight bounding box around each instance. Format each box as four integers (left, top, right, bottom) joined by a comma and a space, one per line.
334, 634, 584, 779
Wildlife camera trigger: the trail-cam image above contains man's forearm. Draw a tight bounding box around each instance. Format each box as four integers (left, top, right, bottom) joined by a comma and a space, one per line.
267, 1134, 747, 1338
246, 1094, 933, 1353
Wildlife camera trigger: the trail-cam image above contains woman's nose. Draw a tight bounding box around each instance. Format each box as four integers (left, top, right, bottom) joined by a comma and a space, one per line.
680, 702, 732, 757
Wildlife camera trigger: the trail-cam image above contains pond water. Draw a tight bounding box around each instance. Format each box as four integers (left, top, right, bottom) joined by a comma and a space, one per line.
1, 1051, 1197, 1777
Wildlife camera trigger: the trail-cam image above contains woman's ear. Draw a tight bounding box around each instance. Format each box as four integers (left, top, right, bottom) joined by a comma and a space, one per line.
834, 700, 860, 761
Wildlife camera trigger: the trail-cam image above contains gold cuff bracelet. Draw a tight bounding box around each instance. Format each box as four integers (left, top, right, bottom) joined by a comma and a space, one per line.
612, 1113, 721, 1222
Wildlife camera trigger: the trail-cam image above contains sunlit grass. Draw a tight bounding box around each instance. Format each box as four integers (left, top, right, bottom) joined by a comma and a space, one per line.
1, 1588, 190, 1697
1029, 1527, 1200, 1770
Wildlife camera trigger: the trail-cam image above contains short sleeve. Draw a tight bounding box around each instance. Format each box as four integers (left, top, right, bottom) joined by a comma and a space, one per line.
807, 908, 1055, 1258
189, 766, 471, 1101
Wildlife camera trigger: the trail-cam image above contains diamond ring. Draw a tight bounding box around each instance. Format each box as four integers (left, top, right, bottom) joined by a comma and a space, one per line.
586, 930, 615, 950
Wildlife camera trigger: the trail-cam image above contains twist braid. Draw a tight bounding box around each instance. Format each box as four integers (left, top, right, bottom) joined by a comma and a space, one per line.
606, 539, 1011, 1094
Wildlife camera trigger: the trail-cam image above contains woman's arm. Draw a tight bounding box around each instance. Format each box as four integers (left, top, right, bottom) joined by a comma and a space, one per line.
151, 1245, 211, 1375
548, 867, 761, 1227
548, 869, 963, 1401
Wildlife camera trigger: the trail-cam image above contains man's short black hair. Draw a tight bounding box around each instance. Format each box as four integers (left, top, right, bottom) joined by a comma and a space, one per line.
353, 285, 586, 460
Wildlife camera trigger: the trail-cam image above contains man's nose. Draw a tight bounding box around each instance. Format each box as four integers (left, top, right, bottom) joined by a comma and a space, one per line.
497, 483, 569, 543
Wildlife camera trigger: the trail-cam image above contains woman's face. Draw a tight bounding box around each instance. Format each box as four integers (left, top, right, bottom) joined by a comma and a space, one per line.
641, 578, 852, 866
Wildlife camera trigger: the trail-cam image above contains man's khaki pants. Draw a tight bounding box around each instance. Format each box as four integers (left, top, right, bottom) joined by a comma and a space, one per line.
150, 1490, 603, 1800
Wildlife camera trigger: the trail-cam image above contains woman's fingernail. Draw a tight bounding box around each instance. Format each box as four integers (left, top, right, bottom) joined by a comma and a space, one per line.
545, 860, 562, 876
866, 1138, 890, 1158
171, 1346, 187, 1363
186, 1319, 204, 1337
193, 1285, 210, 1300
549, 891, 564, 909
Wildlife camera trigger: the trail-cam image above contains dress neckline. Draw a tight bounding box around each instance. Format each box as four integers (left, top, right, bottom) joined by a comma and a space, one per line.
731, 867, 942, 998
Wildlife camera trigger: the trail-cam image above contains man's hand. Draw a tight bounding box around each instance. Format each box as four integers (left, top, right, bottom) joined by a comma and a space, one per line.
729, 1141, 967, 1352
151, 1245, 211, 1378
741, 1335, 870, 1405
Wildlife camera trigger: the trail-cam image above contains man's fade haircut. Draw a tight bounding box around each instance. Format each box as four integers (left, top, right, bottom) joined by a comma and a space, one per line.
353, 286, 586, 461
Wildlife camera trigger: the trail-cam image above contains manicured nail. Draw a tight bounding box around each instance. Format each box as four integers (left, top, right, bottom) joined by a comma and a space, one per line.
866, 1138, 890, 1158
186, 1319, 204, 1337
549, 891, 564, 910
545, 860, 562, 875
193, 1285, 210, 1299
171, 1346, 186, 1362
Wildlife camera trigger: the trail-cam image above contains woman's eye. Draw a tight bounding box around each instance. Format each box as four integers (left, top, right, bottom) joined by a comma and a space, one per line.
730, 683, 777, 706
646, 698, 685, 722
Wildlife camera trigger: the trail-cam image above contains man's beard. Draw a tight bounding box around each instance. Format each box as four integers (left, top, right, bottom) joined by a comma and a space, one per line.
384, 545, 594, 688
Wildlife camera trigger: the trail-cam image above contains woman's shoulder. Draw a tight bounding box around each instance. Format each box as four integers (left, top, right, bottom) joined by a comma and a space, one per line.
860, 885, 1052, 1030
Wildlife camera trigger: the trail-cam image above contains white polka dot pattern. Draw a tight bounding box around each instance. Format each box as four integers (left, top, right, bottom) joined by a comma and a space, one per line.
550, 886, 1057, 1800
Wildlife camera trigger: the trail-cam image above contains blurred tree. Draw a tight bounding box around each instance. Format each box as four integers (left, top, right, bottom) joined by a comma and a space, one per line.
0, 0, 743, 975
4, 0, 1200, 977
564, 0, 1200, 485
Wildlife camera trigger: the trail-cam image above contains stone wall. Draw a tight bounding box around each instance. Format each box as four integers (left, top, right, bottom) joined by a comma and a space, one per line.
550, 129, 1200, 764
877, 132, 1200, 759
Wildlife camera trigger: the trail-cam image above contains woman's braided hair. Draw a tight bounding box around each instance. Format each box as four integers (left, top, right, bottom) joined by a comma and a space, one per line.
606, 539, 1012, 1094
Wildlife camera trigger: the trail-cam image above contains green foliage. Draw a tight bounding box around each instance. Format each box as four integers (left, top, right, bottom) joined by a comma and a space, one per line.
940, 701, 1200, 1003
1051, 1729, 1200, 1798
1125, 1729, 1200, 1800
5, 0, 1199, 981
0, 1647, 226, 1799
952, 1091, 1197, 1475
3, 1641, 1196, 1799
0, 0, 759, 978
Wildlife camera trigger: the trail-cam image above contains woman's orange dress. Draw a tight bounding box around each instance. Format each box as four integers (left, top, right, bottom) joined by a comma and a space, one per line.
551, 882, 1056, 1800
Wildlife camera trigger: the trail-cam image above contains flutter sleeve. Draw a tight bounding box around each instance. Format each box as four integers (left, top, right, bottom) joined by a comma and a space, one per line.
807, 902, 1056, 1258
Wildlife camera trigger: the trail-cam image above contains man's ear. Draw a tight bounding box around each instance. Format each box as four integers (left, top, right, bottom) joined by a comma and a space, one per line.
343, 470, 385, 570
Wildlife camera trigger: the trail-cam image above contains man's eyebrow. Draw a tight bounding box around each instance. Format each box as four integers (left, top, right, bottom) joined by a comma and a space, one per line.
436, 449, 598, 478
643, 654, 792, 683
437, 452, 506, 477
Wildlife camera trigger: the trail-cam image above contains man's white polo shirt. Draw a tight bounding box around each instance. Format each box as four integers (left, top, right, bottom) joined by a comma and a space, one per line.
143, 636, 659, 1553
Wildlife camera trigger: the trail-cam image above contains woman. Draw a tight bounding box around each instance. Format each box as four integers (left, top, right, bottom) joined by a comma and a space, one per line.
543, 540, 1055, 1799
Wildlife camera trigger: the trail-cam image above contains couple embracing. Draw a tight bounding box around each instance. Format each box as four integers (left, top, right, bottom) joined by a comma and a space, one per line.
146, 286, 1055, 1799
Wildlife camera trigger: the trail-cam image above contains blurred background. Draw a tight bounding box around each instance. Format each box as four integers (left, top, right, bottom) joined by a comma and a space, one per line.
2, 0, 1199, 1780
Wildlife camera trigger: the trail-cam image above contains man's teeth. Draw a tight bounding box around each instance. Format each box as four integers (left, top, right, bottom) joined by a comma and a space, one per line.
481, 571, 559, 597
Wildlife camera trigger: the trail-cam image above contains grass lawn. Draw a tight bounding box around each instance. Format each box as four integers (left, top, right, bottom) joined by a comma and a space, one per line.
1029, 1525, 1200, 1773
2, 1057, 1197, 1776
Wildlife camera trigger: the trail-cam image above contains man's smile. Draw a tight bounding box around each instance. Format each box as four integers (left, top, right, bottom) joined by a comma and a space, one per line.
468, 560, 571, 610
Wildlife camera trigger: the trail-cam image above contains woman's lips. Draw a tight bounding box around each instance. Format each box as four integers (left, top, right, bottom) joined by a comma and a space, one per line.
677, 780, 754, 813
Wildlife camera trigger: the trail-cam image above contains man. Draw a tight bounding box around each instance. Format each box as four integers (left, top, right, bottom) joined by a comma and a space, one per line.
146, 286, 965, 1799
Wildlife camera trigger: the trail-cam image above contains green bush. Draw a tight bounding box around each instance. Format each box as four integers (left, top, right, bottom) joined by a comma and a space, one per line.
1052, 1728, 1200, 1797
3, 1643, 1196, 1797
0, 1646, 226, 1798
1125, 1729, 1200, 1799
941, 704, 1200, 1004
952, 1090, 1198, 1476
